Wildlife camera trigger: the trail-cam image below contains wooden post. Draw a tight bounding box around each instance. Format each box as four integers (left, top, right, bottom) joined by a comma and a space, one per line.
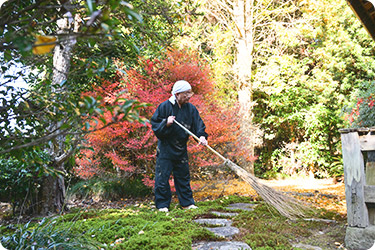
341, 132, 369, 227
366, 151, 375, 225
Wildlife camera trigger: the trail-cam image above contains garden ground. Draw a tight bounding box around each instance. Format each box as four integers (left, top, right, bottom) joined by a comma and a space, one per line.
69, 176, 347, 249
0, 176, 347, 249
193, 176, 347, 249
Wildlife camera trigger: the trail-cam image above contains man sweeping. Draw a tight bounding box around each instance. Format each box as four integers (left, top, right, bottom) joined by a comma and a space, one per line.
151, 80, 208, 212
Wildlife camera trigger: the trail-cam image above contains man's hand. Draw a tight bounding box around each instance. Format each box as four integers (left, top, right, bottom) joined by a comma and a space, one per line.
166, 116, 175, 127
199, 136, 207, 146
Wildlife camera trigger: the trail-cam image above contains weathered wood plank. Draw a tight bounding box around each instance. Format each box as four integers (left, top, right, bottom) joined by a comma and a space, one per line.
339, 128, 375, 133
366, 152, 375, 225
341, 132, 369, 227
359, 134, 375, 151
364, 185, 375, 203
366, 162, 375, 185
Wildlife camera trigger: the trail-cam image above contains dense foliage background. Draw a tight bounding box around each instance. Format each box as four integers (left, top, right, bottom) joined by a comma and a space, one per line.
175, 0, 375, 178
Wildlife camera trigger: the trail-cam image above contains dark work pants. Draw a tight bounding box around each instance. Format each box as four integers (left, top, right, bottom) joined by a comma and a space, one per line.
154, 157, 195, 209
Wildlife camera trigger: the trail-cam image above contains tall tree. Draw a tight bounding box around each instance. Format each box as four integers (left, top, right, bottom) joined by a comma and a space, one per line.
177, 0, 299, 173
252, 0, 375, 177
0, 0, 193, 214
41, 11, 78, 214
176, 0, 375, 178
1, 0, 145, 214
232, 0, 258, 174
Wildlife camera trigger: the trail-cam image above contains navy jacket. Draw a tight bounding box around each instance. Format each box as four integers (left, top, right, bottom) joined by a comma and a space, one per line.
151, 100, 208, 160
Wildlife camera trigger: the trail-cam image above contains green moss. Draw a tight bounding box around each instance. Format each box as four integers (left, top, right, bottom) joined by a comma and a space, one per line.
244, 233, 292, 249
233, 203, 305, 247
49, 205, 217, 249
1, 195, 345, 250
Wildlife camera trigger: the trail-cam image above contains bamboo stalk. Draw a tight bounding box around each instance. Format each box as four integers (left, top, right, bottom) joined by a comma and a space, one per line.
174, 119, 309, 219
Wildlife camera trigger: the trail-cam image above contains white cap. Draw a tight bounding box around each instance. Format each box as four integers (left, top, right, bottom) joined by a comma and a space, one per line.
169, 80, 192, 104
171, 80, 191, 95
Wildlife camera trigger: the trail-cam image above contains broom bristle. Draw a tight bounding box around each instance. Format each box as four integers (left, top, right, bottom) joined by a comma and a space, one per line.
172, 119, 310, 218
224, 160, 311, 219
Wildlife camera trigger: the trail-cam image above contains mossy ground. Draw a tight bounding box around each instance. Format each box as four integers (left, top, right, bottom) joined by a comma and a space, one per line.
1, 194, 346, 250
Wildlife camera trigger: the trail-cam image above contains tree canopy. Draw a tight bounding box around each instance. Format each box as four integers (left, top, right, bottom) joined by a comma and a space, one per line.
0, 0, 195, 214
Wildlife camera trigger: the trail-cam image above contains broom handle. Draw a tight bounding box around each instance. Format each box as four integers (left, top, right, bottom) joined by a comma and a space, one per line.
173, 119, 227, 162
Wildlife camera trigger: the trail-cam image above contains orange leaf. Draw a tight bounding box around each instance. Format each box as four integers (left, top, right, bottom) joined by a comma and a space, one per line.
32, 35, 56, 54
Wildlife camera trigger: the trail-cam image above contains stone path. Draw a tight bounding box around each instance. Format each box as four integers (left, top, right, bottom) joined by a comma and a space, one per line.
191, 203, 254, 250
191, 202, 327, 250
192, 241, 251, 250
226, 203, 256, 212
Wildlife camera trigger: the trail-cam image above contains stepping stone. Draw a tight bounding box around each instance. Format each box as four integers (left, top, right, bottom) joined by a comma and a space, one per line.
211, 211, 239, 217
226, 203, 256, 211
292, 243, 323, 250
192, 241, 251, 250
206, 226, 239, 238
193, 218, 232, 227
303, 218, 336, 223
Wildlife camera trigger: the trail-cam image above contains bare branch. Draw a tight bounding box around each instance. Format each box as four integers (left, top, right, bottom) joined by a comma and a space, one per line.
54, 136, 80, 165
0, 128, 70, 154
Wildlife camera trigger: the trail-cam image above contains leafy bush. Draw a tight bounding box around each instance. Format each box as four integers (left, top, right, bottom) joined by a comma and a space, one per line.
344, 81, 375, 128
68, 176, 152, 200
75, 48, 242, 185
251, 0, 375, 179
1, 217, 98, 249
0, 150, 54, 214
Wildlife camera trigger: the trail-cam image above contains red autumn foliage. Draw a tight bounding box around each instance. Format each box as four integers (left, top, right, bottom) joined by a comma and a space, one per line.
345, 95, 375, 126
74, 49, 244, 187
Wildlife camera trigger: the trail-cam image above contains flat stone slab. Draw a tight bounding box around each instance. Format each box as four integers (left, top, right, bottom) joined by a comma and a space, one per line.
193, 218, 232, 227
226, 203, 256, 211
206, 226, 239, 238
211, 211, 239, 217
345, 226, 375, 250
292, 243, 323, 250
303, 218, 336, 223
192, 241, 251, 250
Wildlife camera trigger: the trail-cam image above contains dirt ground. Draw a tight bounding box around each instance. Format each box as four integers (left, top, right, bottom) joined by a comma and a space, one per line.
268, 177, 347, 250
193, 177, 346, 214
193, 176, 347, 250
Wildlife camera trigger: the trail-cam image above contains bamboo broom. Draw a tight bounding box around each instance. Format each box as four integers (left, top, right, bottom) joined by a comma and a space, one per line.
174, 119, 309, 219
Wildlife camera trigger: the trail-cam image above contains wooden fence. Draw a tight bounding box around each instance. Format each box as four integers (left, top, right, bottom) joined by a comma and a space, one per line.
340, 128, 375, 228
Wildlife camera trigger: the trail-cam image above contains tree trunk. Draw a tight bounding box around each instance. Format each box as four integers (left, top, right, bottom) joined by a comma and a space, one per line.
40, 169, 66, 215
200, 0, 265, 173
38, 12, 77, 215
233, 0, 258, 174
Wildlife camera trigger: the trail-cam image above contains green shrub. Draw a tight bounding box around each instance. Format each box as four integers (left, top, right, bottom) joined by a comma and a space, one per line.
0, 150, 53, 214
0, 217, 99, 249
68, 176, 152, 200
344, 80, 375, 128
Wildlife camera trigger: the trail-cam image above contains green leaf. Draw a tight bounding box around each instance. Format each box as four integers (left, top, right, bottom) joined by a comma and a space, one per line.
59, 80, 67, 86
86, 0, 95, 13
4, 50, 12, 61
99, 116, 107, 125
95, 108, 104, 115
131, 42, 140, 54
124, 7, 143, 23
